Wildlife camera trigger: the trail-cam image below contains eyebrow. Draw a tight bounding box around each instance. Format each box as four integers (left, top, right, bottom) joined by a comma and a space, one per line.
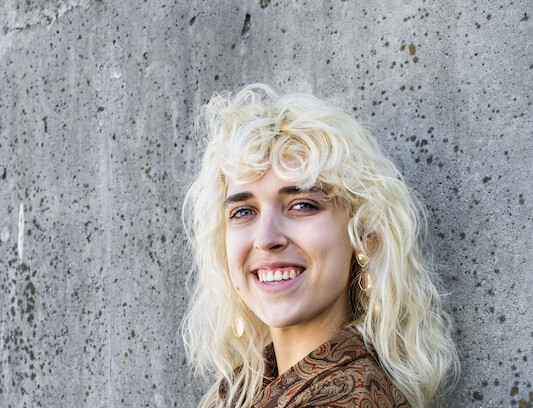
224, 191, 254, 207
279, 185, 323, 196
224, 186, 324, 208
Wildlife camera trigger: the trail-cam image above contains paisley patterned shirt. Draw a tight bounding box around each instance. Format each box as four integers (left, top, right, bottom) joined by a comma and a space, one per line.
252, 325, 410, 408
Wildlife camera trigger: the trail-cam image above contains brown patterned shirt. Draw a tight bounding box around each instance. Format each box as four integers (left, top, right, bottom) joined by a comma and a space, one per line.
252, 325, 410, 408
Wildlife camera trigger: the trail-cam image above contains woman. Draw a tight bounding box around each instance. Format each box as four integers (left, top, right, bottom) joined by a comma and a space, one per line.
181, 84, 460, 407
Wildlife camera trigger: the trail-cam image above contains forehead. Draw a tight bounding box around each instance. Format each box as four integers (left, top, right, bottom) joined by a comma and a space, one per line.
226, 170, 280, 195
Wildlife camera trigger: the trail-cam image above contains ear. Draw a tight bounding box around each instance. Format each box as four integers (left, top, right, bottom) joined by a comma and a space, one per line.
361, 232, 378, 255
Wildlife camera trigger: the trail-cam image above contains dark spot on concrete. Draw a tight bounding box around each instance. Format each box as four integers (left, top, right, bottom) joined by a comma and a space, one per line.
487, 14, 492, 20
161, 235, 166, 243
512, 386, 519, 396
482, 176, 491, 183
241, 14, 251, 39
519, 194, 524, 205
495, 379, 500, 386
43, 116, 48, 133
97, 106, 104, 112
214, 74, 219, 81
1, 167, 5, 179
521, 13, 528, 21
260, 0, 270, 8
26, 281, 35, 296
473, 391, 483, 401
189, 16, 195, 26
499, 315, 506, 323
408, 43, 416, 55
426, 155, 433, 164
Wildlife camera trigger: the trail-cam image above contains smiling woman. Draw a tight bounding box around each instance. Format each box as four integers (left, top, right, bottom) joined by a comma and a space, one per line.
181, 84, 460, 408
224, 170, 354, 371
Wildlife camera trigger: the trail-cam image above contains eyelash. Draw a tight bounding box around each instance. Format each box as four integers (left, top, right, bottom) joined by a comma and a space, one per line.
230, 207, 255, 219
229, 201, 318, 219
291, 201, 317, 211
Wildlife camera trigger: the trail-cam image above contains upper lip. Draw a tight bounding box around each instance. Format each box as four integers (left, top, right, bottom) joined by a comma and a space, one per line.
251, 261, 306, 272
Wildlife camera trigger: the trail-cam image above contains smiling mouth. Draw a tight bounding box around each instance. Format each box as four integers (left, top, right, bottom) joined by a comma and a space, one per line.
254, 267, 304, 283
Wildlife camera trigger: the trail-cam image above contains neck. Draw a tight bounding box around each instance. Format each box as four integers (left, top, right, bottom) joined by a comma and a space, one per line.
269, 302, 351, 375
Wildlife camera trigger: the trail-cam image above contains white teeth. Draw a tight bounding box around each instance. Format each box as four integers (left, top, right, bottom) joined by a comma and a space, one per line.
258, 269, 303, 283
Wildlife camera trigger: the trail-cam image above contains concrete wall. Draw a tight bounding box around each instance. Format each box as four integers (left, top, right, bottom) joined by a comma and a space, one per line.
1, 1, 531, 407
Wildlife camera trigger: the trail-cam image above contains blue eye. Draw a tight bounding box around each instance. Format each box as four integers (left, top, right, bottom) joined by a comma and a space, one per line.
231, 208, 255, 219
292, 202, 317, 211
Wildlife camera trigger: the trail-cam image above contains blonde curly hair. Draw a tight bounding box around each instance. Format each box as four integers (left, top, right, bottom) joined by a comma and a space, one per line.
181, 84, 460, 408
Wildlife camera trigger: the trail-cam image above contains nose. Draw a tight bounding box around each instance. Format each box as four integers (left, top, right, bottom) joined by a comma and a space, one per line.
253, 210, 288, 252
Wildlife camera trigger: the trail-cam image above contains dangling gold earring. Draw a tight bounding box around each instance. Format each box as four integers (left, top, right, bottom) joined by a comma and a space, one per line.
356, 252, 372, 292
356, 252, 369, 268
232, 315, 245, 338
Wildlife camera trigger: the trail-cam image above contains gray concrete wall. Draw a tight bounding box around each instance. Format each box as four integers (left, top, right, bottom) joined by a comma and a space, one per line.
1, 1, 531, 407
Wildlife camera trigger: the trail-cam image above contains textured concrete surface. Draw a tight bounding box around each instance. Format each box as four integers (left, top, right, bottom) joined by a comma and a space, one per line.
1, 1, 532, 407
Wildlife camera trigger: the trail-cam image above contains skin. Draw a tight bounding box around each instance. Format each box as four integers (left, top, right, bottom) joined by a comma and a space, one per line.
224, 169, 355, 375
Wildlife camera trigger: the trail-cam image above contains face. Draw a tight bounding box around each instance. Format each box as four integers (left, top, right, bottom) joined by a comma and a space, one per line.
224, 169, 354, 331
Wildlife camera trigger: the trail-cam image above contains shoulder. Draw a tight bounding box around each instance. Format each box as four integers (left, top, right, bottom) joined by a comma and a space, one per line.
289, 353, 410, 408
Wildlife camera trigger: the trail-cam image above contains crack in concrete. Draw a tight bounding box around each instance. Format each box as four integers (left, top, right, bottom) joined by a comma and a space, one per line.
1, 0, 92, 36
0, 0, 92, 58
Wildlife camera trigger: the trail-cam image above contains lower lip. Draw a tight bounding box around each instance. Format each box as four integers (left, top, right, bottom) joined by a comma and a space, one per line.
252, 271, 305, 292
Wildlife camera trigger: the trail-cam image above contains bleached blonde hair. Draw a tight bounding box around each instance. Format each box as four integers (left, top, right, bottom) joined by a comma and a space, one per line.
181, 84, 460, 408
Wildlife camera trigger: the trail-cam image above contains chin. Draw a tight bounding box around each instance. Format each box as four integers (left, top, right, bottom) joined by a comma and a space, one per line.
259, 314, 307, 330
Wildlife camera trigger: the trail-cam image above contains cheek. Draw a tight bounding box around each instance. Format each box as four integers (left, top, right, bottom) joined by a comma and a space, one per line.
225, 231, 247, 280
316, 223, 353, 278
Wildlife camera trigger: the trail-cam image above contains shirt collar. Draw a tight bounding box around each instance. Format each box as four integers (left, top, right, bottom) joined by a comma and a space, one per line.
253, 325, 372, 406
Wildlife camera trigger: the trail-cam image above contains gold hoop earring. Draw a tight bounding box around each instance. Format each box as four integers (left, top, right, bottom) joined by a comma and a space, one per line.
232, 316, 245, 338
